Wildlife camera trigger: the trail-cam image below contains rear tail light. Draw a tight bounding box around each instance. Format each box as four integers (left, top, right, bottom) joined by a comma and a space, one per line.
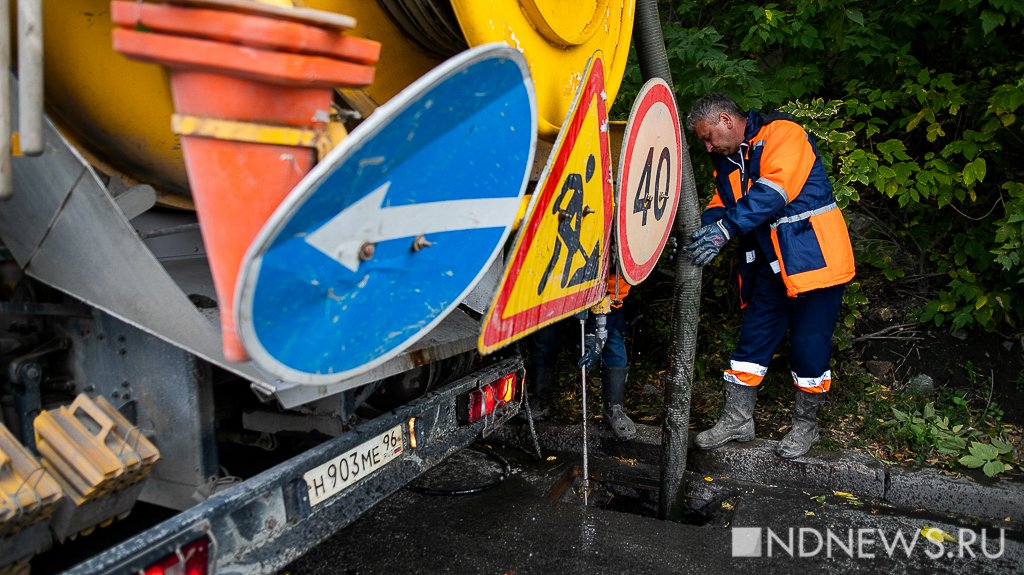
459, 372, 520, 424
143, 537, 210, 575
497, 374, 515, 402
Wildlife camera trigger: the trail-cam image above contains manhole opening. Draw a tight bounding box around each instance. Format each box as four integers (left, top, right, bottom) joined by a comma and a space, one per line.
546, 464, 715, 526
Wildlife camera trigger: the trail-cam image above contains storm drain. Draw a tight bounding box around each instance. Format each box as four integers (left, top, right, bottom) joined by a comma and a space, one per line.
545, 456, 716, 526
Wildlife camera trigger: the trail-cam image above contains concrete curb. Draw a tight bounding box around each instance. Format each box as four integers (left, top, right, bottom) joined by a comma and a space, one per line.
494, 420, 1024, 522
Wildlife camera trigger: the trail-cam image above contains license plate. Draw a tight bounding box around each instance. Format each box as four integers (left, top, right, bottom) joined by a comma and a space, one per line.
303, 424, 404, 506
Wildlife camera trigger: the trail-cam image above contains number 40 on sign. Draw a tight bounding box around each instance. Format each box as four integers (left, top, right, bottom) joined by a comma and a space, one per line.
616, 77, 682, 286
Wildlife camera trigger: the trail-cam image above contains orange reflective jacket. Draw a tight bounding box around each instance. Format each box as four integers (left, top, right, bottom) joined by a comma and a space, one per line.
702, 111, 855, 302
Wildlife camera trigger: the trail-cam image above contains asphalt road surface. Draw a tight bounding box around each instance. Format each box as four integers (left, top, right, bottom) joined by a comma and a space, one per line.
281, 442, 1024, 574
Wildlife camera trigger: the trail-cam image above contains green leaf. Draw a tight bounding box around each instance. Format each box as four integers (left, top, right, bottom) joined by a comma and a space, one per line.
876, 139, 911, 162
983, 460, 1005, 477
969, 442, 999, 460
980, 11, 1006, 35
975, 294, 989, 310
906, 109, 928, 132
845, 9, 865, 26
963, 157, 987, 186
936, 436, 960, 450
958, 455, 986, 468
991, 437, 1013, 454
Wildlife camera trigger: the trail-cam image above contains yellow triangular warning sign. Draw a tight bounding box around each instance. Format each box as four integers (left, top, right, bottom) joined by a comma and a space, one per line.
479, 53, 613, 355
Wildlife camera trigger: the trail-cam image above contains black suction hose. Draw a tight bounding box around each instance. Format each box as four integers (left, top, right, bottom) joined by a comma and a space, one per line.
631, 0, 703, 521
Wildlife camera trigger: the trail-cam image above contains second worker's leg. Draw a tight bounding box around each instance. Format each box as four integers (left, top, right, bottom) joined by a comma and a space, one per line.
777, 284, 845, 459
601, 309, 635, 439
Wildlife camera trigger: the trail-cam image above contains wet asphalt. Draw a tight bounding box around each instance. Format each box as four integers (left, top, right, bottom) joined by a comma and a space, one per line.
283, 422, 1024, 574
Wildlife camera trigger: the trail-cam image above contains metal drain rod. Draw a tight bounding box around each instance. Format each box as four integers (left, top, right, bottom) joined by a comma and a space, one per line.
579, 316, 589, 505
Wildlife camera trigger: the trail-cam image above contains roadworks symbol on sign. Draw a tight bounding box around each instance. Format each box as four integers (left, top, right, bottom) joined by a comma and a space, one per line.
479, 52, 613, 355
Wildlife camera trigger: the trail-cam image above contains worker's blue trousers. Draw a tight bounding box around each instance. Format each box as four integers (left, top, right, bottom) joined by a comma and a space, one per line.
726, 261, 845, 394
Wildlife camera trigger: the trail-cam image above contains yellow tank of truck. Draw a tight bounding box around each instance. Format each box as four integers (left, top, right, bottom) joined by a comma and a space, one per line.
450, 0, 635, 138
45, 1, 634, 199
45, 1, 188, 198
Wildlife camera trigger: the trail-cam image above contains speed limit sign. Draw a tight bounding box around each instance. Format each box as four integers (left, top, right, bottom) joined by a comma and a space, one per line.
615, 78, 682, 285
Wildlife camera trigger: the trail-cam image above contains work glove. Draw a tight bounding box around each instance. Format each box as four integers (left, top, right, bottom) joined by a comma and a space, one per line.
578, 334, 601, 371
666, 235, 679, 263
577, 313, 608, 372
683, 220, 732, 267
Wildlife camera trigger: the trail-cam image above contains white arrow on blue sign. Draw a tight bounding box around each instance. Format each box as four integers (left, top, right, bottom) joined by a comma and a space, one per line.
236, 44, 537, 384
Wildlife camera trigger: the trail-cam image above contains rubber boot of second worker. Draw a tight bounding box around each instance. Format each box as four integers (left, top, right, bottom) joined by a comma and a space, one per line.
695, 382, 758, 449
776, 390, 827, 459
602, 366, 636, 440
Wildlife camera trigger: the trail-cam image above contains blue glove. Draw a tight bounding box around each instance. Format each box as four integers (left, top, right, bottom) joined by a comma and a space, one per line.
577, 313, 608, 371
578, 334, 601, 371
683, 220, 732, 266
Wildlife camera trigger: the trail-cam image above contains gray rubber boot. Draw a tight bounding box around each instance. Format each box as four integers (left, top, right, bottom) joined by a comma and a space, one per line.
602, 367, 635, 439
776, 391, 827, 459
695, 382, 757, 449
527, 367, 555, 421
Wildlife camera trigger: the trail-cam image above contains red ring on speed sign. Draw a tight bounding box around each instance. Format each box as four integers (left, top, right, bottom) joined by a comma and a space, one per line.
615, 78, 681, 285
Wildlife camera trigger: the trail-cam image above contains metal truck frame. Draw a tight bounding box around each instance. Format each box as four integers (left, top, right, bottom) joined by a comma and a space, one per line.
0, 78, 524, 573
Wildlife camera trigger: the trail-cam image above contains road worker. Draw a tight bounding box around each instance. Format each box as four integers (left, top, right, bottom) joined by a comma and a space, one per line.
578, 274, 634, 439
527, 274, 636, 440
683, 92, 855, 459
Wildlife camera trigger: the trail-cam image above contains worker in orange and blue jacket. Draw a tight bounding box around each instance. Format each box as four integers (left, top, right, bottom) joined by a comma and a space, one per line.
682, 93, 855, 459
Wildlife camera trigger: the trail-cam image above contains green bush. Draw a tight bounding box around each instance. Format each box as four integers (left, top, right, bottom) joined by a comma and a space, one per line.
611, 0, 1024, 333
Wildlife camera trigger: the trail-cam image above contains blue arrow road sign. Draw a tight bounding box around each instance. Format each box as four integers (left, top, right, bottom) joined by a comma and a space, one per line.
236, 44, 537, 384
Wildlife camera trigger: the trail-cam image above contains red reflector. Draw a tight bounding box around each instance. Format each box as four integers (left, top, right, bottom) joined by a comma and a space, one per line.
497, 374, 516, 402
484, 385, 496, 414
462, 372, 520, 424
467, 390, 483, 422
144, 537, 209, 575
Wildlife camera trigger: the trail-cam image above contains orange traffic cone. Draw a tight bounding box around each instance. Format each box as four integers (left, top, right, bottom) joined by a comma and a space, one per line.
111, 1, 379, 362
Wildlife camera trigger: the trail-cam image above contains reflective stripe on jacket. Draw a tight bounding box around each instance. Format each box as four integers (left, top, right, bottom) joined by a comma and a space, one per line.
701, 110, 855, 302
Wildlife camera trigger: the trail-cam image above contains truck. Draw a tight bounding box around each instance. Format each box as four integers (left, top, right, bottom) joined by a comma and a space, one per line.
0, 1, 639, 573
